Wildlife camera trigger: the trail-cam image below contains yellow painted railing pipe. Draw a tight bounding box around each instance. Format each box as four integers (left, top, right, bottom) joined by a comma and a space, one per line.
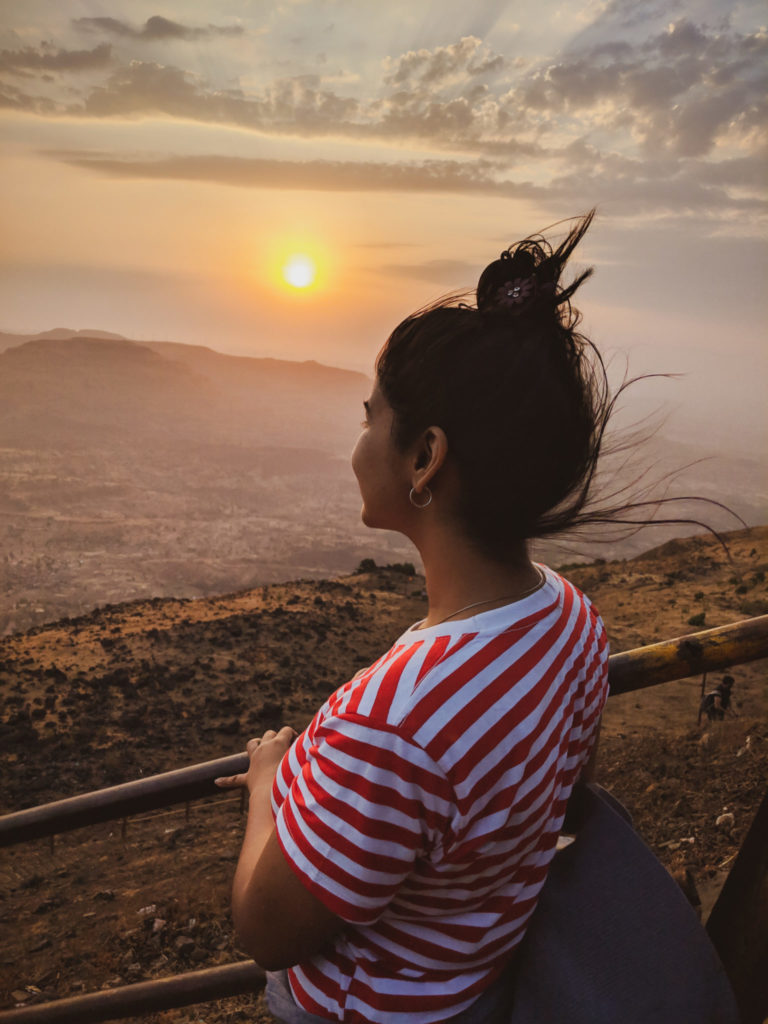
608, 613, 768, 694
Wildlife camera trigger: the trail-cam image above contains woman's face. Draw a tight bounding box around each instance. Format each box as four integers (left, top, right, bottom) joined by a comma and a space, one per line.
351, 383, 411, 531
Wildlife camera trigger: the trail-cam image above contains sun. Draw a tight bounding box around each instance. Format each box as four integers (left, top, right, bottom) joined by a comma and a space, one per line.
282, 254, 316, 289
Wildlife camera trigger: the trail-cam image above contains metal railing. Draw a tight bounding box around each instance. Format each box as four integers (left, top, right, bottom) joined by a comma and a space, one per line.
1, 614, 766, 1024
2, 614, 766, 850
0, 963, 264, 1024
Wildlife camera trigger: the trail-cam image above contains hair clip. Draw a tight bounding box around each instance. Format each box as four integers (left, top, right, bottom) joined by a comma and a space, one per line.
495, 276, 536, 308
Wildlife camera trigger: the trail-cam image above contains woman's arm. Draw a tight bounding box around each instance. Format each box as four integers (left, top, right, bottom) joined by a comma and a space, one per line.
580, 720, 601, 784
216, 728, 344, 970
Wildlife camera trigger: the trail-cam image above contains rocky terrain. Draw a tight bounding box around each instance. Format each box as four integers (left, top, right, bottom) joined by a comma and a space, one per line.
0, 526, 766, 1022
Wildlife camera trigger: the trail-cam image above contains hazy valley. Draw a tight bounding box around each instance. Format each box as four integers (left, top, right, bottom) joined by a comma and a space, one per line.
1, 328, 765, 636
0, 329, 413, 634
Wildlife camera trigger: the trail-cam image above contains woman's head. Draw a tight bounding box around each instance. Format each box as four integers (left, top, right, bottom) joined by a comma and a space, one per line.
374, 210, 609, 560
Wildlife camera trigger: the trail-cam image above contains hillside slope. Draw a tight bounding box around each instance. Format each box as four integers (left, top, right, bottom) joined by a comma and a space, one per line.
0, 527, 766, 1018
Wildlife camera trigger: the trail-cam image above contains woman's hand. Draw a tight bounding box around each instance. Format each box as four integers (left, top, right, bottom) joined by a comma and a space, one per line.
215, 726, 297, 796
216, 723, 342, 969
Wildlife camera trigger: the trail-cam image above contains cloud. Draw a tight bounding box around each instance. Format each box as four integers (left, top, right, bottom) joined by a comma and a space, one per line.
26, 39, 524, 158
546, 144, 766, 215
261, 74, 358, 128
0, 81, 56, 112
80, 61, 245, 120
384, 36, 505, 87
693, 150, 768, 189
514, 19, 767, 157
38, 22, 762, 167
75, 62, 357, 132
0, 42, 112, 74
48, 147, 765, 223
378, 258, 480, 286
73, 16, 244, 42
353, 242, 419, 249
568, 0, 688, 39
2, 23, 765, 223
373, 37, 521, 149
47, 150, 545, 200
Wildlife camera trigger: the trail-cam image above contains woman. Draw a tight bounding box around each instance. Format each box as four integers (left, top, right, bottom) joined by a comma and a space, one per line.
216, 211, 611, 1023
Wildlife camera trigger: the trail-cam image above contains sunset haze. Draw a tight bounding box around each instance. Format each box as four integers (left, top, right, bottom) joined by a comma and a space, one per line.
1, 0, 766, 450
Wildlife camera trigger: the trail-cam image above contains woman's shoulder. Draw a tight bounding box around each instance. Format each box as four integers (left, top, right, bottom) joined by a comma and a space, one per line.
317, 566, 604, 736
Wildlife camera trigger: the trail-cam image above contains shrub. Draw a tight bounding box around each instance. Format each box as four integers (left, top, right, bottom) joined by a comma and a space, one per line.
739, 598, 768, 617
386, 562, 416, 575
355, 558, 377, 573
687, 612, 706, 627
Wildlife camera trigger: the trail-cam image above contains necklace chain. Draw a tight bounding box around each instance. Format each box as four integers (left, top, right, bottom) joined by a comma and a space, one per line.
432, 566, 546, 627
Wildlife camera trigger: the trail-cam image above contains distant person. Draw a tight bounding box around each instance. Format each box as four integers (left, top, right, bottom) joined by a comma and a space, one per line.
700, 675, 735, 721
213, 213, 683, 1022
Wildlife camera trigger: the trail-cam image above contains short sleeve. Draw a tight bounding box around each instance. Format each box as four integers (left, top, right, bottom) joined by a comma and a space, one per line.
274, 713, 453, 925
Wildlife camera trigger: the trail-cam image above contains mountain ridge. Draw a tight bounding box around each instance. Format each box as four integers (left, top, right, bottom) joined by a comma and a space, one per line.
0, 328, 369, 383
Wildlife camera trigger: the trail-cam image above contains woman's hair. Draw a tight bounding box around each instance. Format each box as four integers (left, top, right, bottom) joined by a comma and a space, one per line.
376, 210, 713, 560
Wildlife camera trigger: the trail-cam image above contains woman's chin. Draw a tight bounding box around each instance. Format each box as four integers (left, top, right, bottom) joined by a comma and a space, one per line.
360, 505, 389, 531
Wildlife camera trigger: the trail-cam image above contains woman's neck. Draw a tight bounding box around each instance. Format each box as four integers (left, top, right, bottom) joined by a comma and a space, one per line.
415, 525, 539, 628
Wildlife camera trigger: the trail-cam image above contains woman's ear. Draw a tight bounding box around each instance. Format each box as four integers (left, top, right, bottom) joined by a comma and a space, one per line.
411, 426, 448, 489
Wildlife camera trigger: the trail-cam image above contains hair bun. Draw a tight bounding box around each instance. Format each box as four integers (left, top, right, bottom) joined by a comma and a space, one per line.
476, 211, 595, 324
477, 242, 555, 317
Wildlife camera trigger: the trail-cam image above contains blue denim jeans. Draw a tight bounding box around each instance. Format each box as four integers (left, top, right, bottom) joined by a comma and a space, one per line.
265, 967, 513, 1024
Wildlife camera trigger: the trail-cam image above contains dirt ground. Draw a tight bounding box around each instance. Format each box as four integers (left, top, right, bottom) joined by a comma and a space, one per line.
1, 526, 766, 1022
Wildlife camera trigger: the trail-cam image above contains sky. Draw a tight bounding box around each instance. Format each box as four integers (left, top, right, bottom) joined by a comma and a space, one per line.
0, 0, 766, 451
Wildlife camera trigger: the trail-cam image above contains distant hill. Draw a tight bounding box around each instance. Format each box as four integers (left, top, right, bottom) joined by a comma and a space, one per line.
34, 328, 129, 342
0, 333, 368, 453
0, 327, 128, 353
0, 331, 412, 634
0, 328, 765, 635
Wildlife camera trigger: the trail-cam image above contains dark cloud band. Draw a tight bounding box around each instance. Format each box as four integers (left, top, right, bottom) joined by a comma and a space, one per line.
44, 150, 766, 218
0, 43, 112, 73
73, 16, 244, 42
48, 151, 540, 197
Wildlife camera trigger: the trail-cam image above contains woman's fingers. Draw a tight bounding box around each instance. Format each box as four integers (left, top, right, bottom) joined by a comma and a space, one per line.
215, 727, 298, 789
214, 773, 247, 788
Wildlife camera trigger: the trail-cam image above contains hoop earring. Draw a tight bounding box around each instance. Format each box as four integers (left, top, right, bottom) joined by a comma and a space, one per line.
409, 486, 432, 509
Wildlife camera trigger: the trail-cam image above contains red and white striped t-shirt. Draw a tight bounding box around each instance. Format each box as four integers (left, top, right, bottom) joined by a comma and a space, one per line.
272, 566, 609, 1023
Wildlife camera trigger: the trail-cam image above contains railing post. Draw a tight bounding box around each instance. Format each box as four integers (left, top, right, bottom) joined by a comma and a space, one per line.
697, 671, 707, 725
